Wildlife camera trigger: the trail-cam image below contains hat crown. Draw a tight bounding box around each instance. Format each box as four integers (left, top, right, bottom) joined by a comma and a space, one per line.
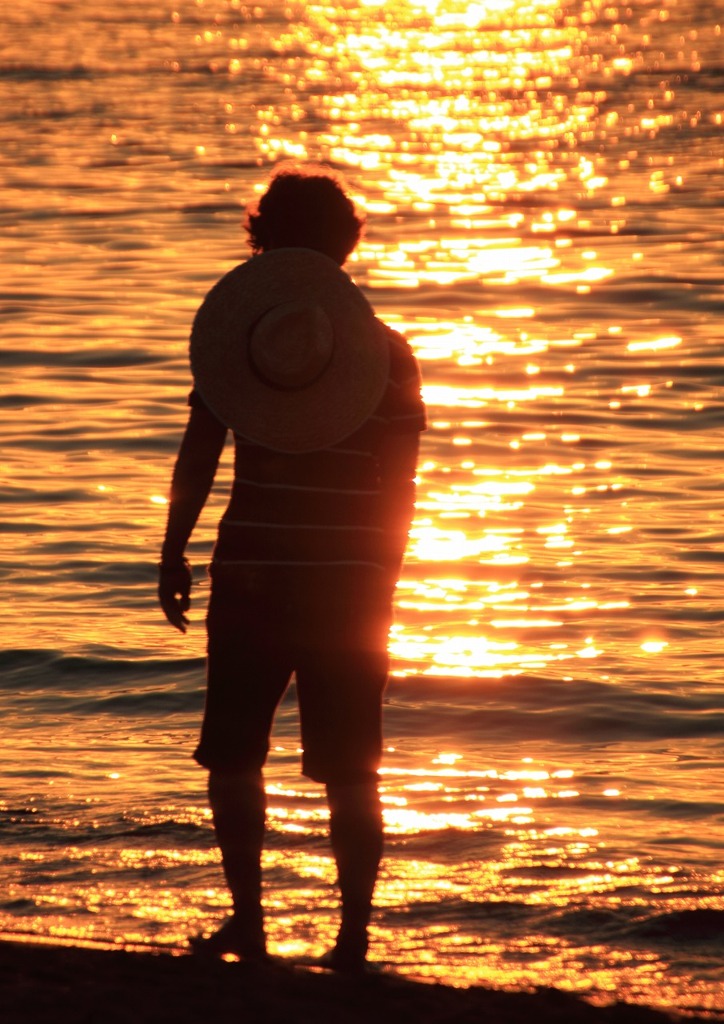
249, 301, 333, 391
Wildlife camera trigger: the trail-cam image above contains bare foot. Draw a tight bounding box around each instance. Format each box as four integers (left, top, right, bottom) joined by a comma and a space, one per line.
189, 916, 268, 961
318, 933, 370, 975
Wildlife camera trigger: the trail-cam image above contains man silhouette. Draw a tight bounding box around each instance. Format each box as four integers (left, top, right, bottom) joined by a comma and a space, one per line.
159, 164, 425, 971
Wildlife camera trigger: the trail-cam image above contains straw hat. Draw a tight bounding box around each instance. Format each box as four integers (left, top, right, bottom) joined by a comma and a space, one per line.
189, 248, 390, 453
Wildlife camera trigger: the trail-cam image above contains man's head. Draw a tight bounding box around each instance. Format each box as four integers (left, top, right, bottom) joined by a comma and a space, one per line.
244, 163, 365, 265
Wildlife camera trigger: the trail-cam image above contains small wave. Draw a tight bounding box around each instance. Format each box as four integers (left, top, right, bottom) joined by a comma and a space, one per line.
108, 820, 212, 848
541, 904, 724, 951
0, 649, 203, 692
383, 897, 724, 962
0, 65, 95, 82
385, 676, 724, 743
624, 908, 724, 945
0, 349, 162, 369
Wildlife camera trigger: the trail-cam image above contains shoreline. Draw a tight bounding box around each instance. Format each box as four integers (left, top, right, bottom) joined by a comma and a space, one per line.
0, 939, 710, 1024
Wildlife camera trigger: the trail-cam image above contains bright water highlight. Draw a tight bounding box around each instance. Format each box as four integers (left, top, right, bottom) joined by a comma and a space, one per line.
1, 0, 723, 1015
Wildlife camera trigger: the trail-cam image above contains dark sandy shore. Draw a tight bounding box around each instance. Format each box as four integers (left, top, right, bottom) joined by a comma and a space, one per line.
0, 939, 707, 1024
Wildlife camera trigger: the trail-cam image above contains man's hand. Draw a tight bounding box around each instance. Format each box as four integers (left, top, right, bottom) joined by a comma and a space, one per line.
158, 560, 192, 633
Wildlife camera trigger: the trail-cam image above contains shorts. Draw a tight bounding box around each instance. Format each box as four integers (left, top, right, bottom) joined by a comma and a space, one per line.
193, 563, 393, 784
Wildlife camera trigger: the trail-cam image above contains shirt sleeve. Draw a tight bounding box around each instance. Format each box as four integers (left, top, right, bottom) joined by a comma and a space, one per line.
188, 387, 207, 411
384, 328, 427, 435
188, 388, 227, 428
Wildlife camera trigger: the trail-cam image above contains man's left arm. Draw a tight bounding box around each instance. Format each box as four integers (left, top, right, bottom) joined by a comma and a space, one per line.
377, 432, 420, 586
159, 403, 228, 632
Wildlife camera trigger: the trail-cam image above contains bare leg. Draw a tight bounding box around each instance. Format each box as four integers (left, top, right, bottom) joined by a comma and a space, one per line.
325, 779, 383, 970
198, 768, 267, 958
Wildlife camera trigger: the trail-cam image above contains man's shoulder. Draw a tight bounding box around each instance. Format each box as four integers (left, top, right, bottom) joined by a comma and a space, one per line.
376, 321, 419, 371
377, 320, 409, 348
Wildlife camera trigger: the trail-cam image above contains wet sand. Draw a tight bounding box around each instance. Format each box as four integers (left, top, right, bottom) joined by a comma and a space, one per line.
0, 939, 706, 1024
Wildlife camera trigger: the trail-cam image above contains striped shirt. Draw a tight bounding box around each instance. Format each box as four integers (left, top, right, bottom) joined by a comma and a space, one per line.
191, 326, 426, 572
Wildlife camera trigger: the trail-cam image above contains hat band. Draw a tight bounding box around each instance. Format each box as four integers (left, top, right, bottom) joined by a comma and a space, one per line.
248, 348, 332, 392
247, 300, 335, 392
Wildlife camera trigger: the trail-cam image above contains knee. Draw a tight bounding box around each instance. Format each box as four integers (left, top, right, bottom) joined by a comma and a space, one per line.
326, 779, 381, 821
208, 767, 264, 799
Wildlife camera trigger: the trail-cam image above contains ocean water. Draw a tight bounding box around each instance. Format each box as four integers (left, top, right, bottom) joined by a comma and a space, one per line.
1, 0, 723, 1016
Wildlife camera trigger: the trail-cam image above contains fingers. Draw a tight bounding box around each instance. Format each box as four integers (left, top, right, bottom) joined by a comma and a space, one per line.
159, 592, 190, 632
173, 612, 189, 634
168, 603, 190, 633
158, 567, 193, 632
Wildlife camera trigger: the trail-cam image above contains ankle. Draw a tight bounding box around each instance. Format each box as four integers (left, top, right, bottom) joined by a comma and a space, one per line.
191, 915, 268, 960
335, 923, 369, 959
325, 930, 369, 973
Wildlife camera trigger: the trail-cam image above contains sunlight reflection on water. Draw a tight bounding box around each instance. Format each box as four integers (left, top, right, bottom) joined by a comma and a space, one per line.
1, 0, 723, 1014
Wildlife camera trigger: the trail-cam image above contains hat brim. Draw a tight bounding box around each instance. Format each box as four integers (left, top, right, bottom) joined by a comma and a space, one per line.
190, 249, 390, 453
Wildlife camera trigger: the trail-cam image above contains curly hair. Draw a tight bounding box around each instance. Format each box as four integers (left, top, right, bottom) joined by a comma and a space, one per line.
244, 163, 365, 265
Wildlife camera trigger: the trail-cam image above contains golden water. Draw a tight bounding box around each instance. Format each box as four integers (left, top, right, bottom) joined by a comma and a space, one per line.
1, 0, 723, 1014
